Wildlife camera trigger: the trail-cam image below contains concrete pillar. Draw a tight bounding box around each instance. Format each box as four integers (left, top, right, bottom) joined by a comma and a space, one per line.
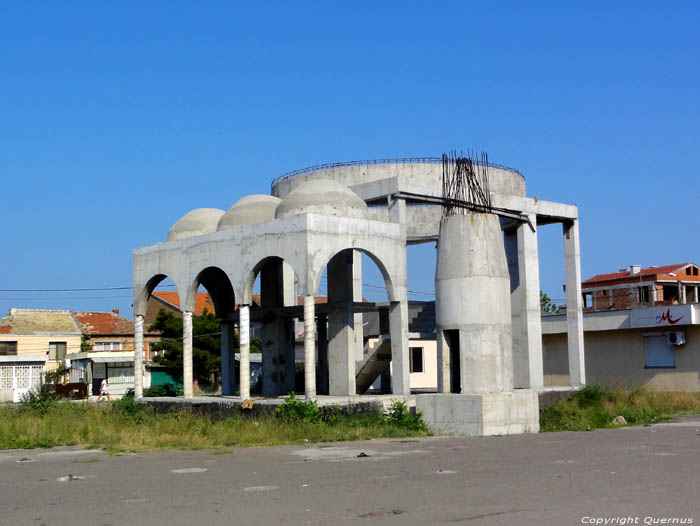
563, 220, 585, 387
239, 305, 250, 400
303, 295, 316, 401
679, 283, 686, 304
389, 299, 410, 394
436, 213, 514, 394
221, 322, 236, 396
134, 315, 144, 399
260, 261, 294, 396
436, 328, 449, 393
694, 286, 699, 304
327, 251, 356, 396
317, 314, 328, 395
353, 251, 364, 362
182, 311, 193, 398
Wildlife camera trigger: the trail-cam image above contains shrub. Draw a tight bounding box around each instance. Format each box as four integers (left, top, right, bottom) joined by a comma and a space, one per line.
386, 401, 428, 432
275, 393, 321, 424
143, 383, 183, 397
17, 385, 58, 415
110, 394, 150, 423
572, 385, 612, 408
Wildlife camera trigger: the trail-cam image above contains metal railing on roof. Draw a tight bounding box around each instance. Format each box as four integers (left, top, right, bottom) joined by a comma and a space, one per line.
271, 157, 522, 187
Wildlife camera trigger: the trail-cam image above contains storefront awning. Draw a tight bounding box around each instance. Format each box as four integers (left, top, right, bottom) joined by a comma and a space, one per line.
91, 356, 134, 363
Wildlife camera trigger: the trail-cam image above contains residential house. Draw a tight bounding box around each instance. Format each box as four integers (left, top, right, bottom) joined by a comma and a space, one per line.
544, 263, 700, 392
67, 309, 160, 397
0, 309, 82, 402
581, 263, 700, 312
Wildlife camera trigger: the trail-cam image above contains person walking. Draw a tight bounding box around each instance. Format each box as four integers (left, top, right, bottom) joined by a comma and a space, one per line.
97, 377, 110, 402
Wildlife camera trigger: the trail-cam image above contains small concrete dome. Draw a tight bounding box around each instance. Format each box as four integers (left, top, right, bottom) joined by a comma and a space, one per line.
167, 208, 225, 241
275, 179, 369, 220
217, 195, 281, 231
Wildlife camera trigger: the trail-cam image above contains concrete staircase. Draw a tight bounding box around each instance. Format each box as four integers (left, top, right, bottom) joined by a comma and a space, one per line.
355, 336, 392, 394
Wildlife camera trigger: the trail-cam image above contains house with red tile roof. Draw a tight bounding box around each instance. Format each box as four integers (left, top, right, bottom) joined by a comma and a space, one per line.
581, 263, 700, 312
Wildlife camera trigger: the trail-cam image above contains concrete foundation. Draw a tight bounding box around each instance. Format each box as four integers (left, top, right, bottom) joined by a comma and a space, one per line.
416, 390, 540, 436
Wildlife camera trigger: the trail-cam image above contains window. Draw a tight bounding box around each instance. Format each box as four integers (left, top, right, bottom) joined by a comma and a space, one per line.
410, 347, 424, 373
48, 342, 67, 361
0, 341, 17, 356
686, 267, 691, 276
601, 290, 608, 296
694, 267, 698, 277
644, 335, 675, 368
94, 341, 122, 352
637, 286, 649, 303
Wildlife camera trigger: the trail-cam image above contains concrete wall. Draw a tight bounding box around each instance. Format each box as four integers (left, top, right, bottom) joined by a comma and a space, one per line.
543, 327, 700, 391
272, 162, 527, 202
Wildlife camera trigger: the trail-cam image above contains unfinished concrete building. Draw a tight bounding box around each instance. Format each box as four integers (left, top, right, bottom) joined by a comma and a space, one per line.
132, 157, 584, 435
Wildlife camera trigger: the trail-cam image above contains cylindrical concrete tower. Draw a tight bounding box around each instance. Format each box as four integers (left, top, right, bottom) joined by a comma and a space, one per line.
435, 212, 514, 393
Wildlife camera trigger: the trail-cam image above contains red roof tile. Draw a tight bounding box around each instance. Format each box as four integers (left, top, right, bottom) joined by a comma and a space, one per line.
152, 291, 216, 315
72, 312, 135, 335
583, 263, 690, 284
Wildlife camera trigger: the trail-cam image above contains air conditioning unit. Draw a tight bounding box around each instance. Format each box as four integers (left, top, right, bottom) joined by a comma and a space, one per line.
667, 331, 686, 346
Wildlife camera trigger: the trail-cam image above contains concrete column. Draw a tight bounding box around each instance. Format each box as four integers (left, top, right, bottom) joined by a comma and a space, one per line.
679, 283, 686, 304
436, 213, 514, 394
389, 299, 410, 395
353, 251, 364, 362
563, 220, 585, 387
327, 251, 356, 396
694, 286, 699, 304
183, 311, 193, 398
504, 216, 544, 389
303, 295, 316, 401
317, 314, 328, 395
436, 328, 449, 393
134, 315, 144, 399
221, 322, 236, 396
239, 305, 250, 400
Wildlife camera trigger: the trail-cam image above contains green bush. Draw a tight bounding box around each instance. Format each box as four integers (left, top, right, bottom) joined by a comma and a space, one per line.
386, 401, 428, 432
275, 393, 321, 424
572, 385, 613, 408
17, 385, 58, 415
143, 383, 183, 397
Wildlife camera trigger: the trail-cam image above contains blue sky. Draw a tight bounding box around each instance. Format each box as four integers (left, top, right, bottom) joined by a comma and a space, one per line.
1, 1, 699, 317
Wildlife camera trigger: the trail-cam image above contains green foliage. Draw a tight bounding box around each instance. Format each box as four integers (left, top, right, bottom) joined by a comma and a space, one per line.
540, 291, 558, 313
80, 335, 92, 353
275, 393, 321, 424
143, 383, 183, 397
18, 385, 58, 415
540, 385, 700, 432
385, 401, 428, 432
110, 395, 150, 423
572, 385, 613, 408
150, 308, 221, 385
44, 364, 69, 385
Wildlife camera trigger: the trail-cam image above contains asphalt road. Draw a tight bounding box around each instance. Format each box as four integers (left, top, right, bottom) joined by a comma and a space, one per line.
1, 418, 698, 526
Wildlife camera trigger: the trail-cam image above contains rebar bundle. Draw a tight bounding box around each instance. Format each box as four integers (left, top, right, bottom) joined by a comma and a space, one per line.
441, 150, 492, 217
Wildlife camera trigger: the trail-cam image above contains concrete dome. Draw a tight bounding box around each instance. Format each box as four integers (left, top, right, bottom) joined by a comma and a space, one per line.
217, 195, 281, 231
167, 208, 225, 241
275, 179, 369, 220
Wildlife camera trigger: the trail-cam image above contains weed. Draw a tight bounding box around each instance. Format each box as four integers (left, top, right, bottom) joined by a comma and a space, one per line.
386, 401, 428, 432
275, 393, 321, 424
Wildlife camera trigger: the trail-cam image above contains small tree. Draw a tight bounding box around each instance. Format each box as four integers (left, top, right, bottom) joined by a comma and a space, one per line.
540, 291, 559, 313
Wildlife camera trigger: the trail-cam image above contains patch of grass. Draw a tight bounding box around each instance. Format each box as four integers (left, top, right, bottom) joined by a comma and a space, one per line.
73, 457, 99, 463
209, 449, 233, 455
540, 385, 700, 432
0, 396, 429, 452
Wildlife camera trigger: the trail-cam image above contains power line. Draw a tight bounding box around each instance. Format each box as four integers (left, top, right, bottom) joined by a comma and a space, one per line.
0, 284, 176, 293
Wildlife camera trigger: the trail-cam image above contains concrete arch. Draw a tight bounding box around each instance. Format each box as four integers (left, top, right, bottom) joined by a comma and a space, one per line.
312, 247, 397, 302
133, 273, 183, 318
185, 266, 238, 319
241, 255, 302, 306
